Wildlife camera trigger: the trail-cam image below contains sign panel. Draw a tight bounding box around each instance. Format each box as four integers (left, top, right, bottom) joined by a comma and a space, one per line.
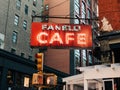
30, 22, 92, 48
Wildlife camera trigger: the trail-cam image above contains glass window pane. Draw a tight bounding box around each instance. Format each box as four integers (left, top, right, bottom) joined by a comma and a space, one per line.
25, 5, 28, 15
12, 31, 18, 43
14, 15, 19, 26
81, 2, 86, 23
82, 49, 87, 66
16, 0, 21, 10
23, 20, 27, 30
33, 0, 37, 6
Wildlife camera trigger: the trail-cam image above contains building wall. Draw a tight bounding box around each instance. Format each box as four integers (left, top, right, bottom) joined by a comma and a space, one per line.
99, 0, 120, 30
48, 0, 70, 23
44, 49, 70, 74
0, 0, 42, 60
43, 0, 71, 74
43, 0, 98, 74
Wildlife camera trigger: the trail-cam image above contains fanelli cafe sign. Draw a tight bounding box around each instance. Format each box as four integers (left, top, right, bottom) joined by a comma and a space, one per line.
30, 22, 92, 48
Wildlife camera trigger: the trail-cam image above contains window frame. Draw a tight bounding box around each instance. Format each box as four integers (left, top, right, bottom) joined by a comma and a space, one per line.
16, 0, 21, 10
14, 14, 19, 26
23, 20, 27, 30
12, 31, 18, 44
81, 1, 86, 23
25, 5, 28, 15
33, 0, 37, 7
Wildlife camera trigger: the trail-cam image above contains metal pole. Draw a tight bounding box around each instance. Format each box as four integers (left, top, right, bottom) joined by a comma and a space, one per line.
112, 51, 115, 63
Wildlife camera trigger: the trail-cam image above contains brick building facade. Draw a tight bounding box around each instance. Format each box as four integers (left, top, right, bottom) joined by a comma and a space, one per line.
99, 0, 120, 30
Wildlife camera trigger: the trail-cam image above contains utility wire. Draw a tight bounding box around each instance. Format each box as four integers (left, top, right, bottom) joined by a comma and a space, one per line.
32, 15, 98, 20
47, 0, 69, 10
35, 0, 69, 16
33, 0, 98, 21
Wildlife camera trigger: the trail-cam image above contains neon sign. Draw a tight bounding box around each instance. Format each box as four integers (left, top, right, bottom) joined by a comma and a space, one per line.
30, 22, 92, 48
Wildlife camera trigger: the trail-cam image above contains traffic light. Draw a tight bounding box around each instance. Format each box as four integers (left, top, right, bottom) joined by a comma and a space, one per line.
32, 73, 43, 85
44, 73, 57, 86
35, 53, 44, 72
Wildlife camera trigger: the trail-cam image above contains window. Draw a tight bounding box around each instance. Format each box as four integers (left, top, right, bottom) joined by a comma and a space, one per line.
0, 33, 5, 49
74, 50, 80, 67
88, 54, 92, 65
87, 9, 91, 24
33, 0, 37, 6
16, 0, 21, 10
74, 0, 79, 13
25, 5, 28, 15
74, 0, 80, 24
82, 49, 87, 66
15, 72, 23, 86
87, 9, 91, 18
45, 4, 49, 10
81, 2, 86, 23
23, 20, 27, 30
32, 10, 36, 16
7, 70, 14, 86
14, 14, 19, 26
87, 0, 91, 6
12, 31, 18, 43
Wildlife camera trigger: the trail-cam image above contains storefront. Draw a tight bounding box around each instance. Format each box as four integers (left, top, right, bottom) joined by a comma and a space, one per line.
0, 49, 69, 90
0, 49, 36, 90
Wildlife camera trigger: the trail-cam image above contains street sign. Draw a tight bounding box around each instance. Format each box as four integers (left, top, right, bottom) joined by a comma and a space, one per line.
30, 22, 92, 48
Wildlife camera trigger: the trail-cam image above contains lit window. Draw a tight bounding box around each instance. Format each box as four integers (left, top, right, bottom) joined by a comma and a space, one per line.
16, 0, 21, 10
7, 70, 13, 86
25, 5, 28, 15
33, 0, 37, 6
23, 20, 27, 30
14, 14, 19, 26
12, 31, 18, 43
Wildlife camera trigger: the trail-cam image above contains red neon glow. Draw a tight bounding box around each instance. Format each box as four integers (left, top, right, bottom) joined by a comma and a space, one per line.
30, 22, 92, 48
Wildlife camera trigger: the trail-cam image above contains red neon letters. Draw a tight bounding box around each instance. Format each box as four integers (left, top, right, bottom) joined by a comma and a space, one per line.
30, 22, 92, 48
